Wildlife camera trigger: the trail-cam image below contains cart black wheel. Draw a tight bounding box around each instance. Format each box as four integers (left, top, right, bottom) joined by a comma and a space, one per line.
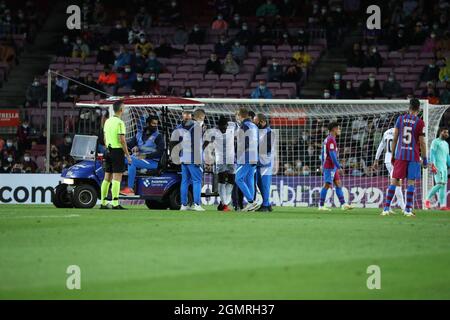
145, 200, 169, 210
168, 186, 192, 210
73, 184, 98, 209
53, 184, 73, 208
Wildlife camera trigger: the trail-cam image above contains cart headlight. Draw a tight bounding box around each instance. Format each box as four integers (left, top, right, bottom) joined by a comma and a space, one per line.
62, 178, 74, 185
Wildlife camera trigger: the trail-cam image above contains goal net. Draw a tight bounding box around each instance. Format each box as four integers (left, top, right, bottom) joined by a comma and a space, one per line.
120, 98, 449, 209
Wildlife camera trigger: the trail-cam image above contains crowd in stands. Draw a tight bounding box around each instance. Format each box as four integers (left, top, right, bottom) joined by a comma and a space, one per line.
330, 0, 450, 103
0, 0, 48, 87
24, 0, 341, 108
3, 0, 450, 175
0, 117, 74, 173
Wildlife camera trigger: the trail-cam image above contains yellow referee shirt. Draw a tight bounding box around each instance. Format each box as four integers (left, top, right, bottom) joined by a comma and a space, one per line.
103, 115, 126, 148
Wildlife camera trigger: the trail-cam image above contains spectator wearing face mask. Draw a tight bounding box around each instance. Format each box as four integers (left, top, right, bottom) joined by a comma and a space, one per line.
164, 0, 181, 24
251, 80, 273, 99
114, 46, 132, 71
347, 42, 366, 68
54, 71, 69, 102
422, 32, 438, 53
410, 21, 427, 46
132, 73, 148, 95
422, 81, 440, 104
292, 46, 312, 69
57, 35, 72, 57
128, 23, 145, 45
283, 58, 302, 84
78, 73, 101, 96
389, 28, 407, 52
420, 59, 440, 82
133, 6, 152, 30
254, 25, 273, 45
25, 77, 45, 107
118, 65, 137, 89
72, 37, 90, 59
97, 65, 118, 94
323, 89, 331, 99
358, 73, 382, 98
231, 40, 246, 64
135, 35, 153, 57
223, 53, 240, 75
235, 23, 253, 49
327, 72, 345, 98
183, 87, 194, 98
382, 73, 404, 98
173, 25, 188, 46
272, 14, 286, 39
108, 21, 128, 44
204, 53, 222, 75
341, 81, 358, 99
188, 24, 205, 45
0, 159, 12, 173
267, 58, 283, 82
256, 0, 279, 17
1, 138, 17, 160
97, 45, 115, 66
148, 73, 161, 95
154, 38, 184, 58
214, 36, 231, 59
365, 46, 383, 68
132, 49, 147, 73
277, 31, 292, 46
145, 51, 164, 74
211, 14, 228, 30
57, 134, 72, 157
21, 153, 37, 173
229, 13, 242, 29
439, 57, 450, 82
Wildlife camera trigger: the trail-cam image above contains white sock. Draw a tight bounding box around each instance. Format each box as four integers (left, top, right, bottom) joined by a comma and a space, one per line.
225, 183, 233, 205
395, 186, 405, 210
218, 183, 226, 204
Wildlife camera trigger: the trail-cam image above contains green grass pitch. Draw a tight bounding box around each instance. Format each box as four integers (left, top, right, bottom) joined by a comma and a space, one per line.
0, 205, 449, 300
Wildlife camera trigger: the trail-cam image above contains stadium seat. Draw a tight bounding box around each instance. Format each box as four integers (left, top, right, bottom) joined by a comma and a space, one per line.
211, 88, 227, 97
227, 88, 243, 97
195, 88, 211, 97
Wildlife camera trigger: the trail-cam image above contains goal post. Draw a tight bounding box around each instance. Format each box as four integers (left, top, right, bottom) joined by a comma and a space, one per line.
114, 98, 449, 209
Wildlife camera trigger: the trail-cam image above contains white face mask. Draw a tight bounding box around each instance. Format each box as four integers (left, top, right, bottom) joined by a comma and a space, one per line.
7, 157, 13, 162
137, 77, 143, 82
24, 157, 30, 162
324, 93, 330, 98
6, 142, 12, 147
198, 120, 204, 126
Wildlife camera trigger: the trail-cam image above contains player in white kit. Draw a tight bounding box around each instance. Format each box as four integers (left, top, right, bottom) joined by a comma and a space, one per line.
373, 128, 406, 212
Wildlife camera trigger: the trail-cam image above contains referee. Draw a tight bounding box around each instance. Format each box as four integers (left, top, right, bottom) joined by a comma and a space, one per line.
100, 100, 132, 210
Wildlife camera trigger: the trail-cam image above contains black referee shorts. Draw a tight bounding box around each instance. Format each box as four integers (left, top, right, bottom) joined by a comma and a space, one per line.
103, 148, 125, 173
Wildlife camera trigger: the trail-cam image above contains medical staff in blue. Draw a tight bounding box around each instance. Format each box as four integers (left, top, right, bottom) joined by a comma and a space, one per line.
254, 113, 274, 212
179, 108, 206, 211
235, 107, 260, 212
121, 115, 164, 196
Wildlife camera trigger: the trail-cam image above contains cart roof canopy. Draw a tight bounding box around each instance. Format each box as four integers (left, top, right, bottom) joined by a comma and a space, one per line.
76, 95, 204, 108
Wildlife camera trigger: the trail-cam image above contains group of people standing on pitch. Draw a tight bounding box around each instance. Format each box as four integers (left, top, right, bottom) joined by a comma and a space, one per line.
99, 101, 275, 212
319, 97, 450, 216
172, 107, 274, 212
